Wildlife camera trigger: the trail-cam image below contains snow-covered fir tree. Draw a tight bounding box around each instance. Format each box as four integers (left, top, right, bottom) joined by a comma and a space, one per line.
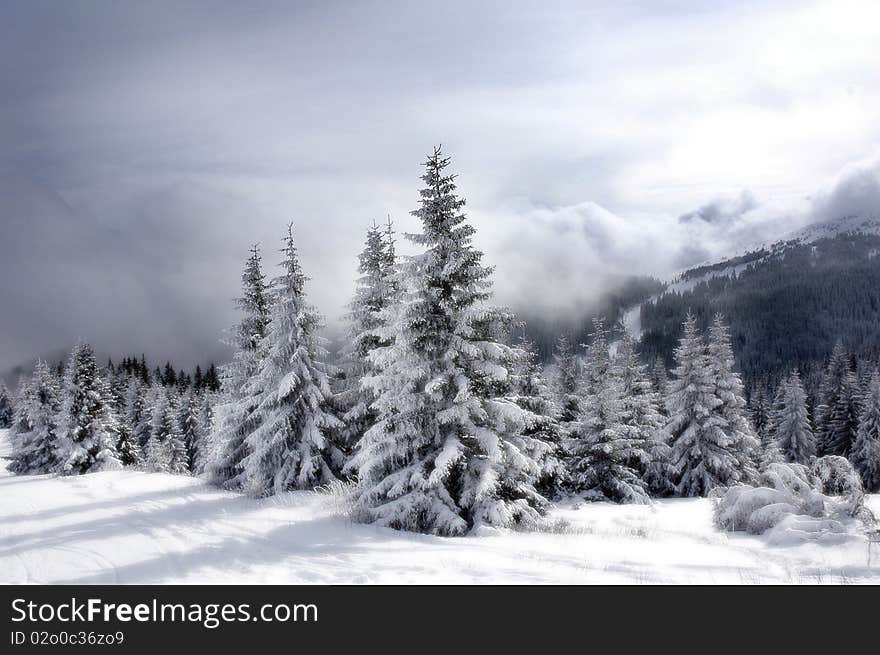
114, 414, 142, 467
764, 379, 786, 442
105, 360, 129, 417
10, 376, 31, 435
772, 371, 815, 464
8, 377, 33, 457
124, 378, 152, 455
335, 220, 397, 451
349, 147, 550, 535
707, 314, 760, 484
666, 314, 742, 496
507, 334, 567, 497
570, 318, 651, 504
758, 377, 785, 469
816, 342, 861, 457
551, 334, 580, 424
649, 357, 669, 404
616, 331, 673, 496
850, 370, 880, 492
9, 361, 63, 474
57, 343, 121, 474
0, 382, 13, 429
855, 366, 875, 418
178, 387, 203, 473
146, 389, 188, 474
192, 391, 216, 475
110, 367, 141, 467
749, 384, 771, 444
238, 224, 343, 497
207, 244, 271, 488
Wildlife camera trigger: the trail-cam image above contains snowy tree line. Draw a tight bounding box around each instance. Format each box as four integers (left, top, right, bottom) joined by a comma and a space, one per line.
750, 339, 880, 492
4, 146, 879, 536
194, 147, 879, 534
4, 349, 218, 477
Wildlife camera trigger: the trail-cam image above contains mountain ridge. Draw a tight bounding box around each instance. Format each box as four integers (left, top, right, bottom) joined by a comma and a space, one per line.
635, 215, 880, 397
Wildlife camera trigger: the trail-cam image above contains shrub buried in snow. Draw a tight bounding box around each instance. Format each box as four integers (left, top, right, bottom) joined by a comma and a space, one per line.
714, 457, 876, 543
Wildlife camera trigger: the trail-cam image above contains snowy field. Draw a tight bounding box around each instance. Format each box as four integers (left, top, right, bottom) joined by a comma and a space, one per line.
1, 430, 878, 585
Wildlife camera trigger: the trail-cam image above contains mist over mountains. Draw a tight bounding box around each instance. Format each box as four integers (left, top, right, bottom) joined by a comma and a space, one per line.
3, 113, 880, 382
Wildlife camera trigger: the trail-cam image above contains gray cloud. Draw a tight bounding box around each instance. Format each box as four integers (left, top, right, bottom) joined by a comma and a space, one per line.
2, 0, 879, 372
810, 157, 880, 223
678, 190, 758, 225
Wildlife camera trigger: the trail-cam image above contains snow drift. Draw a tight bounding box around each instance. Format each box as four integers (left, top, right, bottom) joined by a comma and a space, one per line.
714, 458, 876, 545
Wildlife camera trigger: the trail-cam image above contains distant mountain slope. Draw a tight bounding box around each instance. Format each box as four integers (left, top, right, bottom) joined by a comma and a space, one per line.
787, 215, 880, 244
638, 217, 880, 394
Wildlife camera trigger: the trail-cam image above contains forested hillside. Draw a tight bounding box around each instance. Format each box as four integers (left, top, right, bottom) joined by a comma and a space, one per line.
639, 232, 880, 395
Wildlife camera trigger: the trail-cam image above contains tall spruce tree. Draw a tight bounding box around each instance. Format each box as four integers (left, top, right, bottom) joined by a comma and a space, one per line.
772, 371, 815, 464
239, 225, 343, 496
758, 376, 785, 468
336, 221, 397, 451
0, 383, 13, 429
125, 378, 152, 454
146, 389, 188, 474
9, 376, 34, 457
817, 341, 861, 457
349, 147, 550, 535
114, 413, 142, 467
105, 360, 129, 417
178, 388, 203, 473
707, 314, 760, 484
616, 331, 672, 496
9, 361, 63, 474
666, 314, 736, 496
10, 376, 30, 435
749, 384, 770, 444
649, 357, 669, 405
851, 370, 880, 492
508, 335, 567, 497
570, 319, 651, 503
57, 343, 121, 474
551, 335, 580, 424
193, 391, 216, 475
204, 364, 220, 392
109, 364, 141, 467
207, 244, 271, 488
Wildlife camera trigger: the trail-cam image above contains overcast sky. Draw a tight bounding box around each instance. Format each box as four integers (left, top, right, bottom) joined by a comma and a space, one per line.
2, 0, 880, 372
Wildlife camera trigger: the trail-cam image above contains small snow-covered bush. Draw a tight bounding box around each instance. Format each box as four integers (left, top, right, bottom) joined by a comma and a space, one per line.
810, 455, 862, 500
714, 458, 875, 540
714, 463, 823, 534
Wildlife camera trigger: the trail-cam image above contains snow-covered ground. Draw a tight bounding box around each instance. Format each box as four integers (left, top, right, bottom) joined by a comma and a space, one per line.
1, 430, 878, 584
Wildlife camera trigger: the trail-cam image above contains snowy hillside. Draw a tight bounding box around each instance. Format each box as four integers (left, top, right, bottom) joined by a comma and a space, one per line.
2, 430, 878, 584
785, 215, 880, 246
619, 214, 880, 345
675, 215, 880, 287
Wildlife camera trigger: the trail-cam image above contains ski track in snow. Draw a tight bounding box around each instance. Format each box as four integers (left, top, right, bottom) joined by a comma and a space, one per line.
1, 430, 878, 584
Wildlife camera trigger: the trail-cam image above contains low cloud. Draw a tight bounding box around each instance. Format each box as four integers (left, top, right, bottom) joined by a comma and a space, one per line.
483, 185, 814, 320
810, 156, 880, 223
678, 190, 758, 225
